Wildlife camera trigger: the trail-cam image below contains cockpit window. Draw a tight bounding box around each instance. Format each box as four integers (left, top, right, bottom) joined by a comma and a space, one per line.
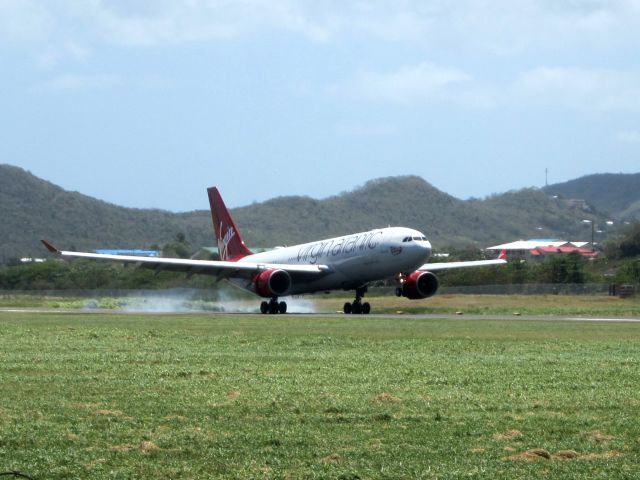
403, 236, 428, 242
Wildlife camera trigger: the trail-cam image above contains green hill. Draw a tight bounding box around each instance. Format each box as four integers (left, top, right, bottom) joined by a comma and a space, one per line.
544, 173, 640, 220
0, 164, 211, 260
233, 179, 601, 249
0, 164, 610, 261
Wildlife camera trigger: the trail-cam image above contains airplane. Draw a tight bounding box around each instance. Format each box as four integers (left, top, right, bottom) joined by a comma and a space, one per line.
42, 186, 507, 314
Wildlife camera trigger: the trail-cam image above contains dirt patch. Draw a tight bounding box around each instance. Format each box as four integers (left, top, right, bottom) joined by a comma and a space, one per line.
140, 441, 160, 453
227, 390, 241, 400
526, 448, 551, 459
322, 453, 343, 464
110, 441, 160, 454
369, 439, 383, 450
110, 444, 134, 452
85, 458, 106, 470
95, 409, 124, 417
374, 392, 401, 402
507, 448, 551, 461
579, 450, 623, 460
493, 429, 522, 441
508, 448, 622, 462
585, 430, 615, 443
553, 450, 579, 459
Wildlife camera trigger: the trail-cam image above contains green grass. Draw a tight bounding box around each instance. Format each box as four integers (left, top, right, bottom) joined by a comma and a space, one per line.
1, 312, 640, 479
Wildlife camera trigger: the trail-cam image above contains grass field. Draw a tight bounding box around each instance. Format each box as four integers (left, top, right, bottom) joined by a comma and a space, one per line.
1, 311, 640, 479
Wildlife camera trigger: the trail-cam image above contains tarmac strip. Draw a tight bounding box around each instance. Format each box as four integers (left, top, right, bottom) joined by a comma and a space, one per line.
1, 308, 640, 323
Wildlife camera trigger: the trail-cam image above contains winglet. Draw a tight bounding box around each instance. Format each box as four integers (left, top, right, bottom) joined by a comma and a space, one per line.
41, 240, 60, 253
498, 249, 507, 261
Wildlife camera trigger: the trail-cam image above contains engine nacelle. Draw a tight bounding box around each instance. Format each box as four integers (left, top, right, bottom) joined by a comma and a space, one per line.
401, 271, 439, 299
254, 269, 292, 298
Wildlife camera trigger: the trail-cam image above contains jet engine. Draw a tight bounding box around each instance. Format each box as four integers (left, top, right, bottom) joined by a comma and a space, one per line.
399, 271, 439, 299
254, 269, 292, 298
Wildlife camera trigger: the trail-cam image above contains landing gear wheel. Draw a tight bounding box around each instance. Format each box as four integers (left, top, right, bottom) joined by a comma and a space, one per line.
262, 297, 287, 314
269, 299, 279, 314
395, 287, 403, 297
352, 301, 363, 314
344, 286, 370, 314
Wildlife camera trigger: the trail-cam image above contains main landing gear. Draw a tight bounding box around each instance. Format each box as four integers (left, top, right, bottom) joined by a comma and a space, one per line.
260, 297, 287, 314
343, 287, 371, 315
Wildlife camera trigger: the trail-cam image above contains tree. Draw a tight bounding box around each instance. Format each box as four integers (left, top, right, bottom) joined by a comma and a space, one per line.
539, 253, 585, 284
162, 232, 192, 259
614, 259, 640, 284
604, 222, 640, 259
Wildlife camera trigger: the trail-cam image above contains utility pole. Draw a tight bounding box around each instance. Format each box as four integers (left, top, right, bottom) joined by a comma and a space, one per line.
545, 168, 548, 187
583, 219, 595, 251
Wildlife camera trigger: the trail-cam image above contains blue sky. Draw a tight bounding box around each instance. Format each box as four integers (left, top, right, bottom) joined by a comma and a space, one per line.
2, 1, 640, 211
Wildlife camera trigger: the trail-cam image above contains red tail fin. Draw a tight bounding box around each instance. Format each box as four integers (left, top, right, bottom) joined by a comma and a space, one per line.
207, 187, 252, 261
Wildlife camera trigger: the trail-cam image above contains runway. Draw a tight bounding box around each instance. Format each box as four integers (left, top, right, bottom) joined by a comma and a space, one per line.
2, 308, 640, 323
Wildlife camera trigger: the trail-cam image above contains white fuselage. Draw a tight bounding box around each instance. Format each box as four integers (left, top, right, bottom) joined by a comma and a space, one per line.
235, 227, 432, 295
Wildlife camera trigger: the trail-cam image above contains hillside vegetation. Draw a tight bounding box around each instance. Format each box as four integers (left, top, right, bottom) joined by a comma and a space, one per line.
1, 164, 630, 260
544, 173, 640, 220
0, 164, 212, 260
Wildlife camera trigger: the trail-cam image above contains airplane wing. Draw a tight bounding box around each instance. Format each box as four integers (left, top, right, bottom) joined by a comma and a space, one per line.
418, 250, 507, 271
41, 240, 331, 279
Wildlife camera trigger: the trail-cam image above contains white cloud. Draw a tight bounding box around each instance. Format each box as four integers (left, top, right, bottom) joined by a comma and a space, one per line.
25, 0, 335, 48
0, 0, 52, 45
335, 62, 640, 112
4, 1, 640, 53
5, 1, 640, 113
513, 66, 640, 111
334, 62, 493, 108
36, 41, 91, 69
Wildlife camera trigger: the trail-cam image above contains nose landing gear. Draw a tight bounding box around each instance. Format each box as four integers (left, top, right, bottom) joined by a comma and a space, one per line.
343, 286, 371, 314
260, 297, 287, 314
